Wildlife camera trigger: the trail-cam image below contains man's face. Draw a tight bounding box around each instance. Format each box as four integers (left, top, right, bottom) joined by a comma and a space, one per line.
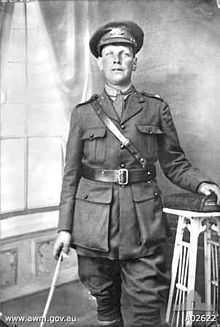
97, 44, 137, 87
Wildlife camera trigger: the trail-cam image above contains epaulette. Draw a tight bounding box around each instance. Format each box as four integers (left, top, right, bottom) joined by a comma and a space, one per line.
141, 91, 165, 102
76, 94, 99, 108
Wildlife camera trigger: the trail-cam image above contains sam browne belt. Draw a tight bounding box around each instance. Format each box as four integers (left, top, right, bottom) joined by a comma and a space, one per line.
82, 165, 156, 185
90, 96, 152, 170
87, 96, 157, 185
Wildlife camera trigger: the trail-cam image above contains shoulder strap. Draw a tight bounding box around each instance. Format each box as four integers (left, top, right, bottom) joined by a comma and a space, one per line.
90, 98, 151, 169
141, 91, 165, 102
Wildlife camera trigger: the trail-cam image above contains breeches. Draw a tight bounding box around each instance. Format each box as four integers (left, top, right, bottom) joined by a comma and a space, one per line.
77, 243, 170, 327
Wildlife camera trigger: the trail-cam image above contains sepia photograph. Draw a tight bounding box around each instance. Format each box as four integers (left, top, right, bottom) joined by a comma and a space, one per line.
0, 0, 220, 326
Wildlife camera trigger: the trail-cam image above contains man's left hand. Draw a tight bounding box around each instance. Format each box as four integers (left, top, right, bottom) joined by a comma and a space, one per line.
197, 182, 220, 205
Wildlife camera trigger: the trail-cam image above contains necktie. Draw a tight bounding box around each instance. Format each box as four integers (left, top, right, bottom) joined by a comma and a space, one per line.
113, 92, 124, 118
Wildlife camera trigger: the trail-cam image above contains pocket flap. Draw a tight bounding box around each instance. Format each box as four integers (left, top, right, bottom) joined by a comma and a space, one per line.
131, 183, 156, 202
76, 177, 112, 204
82, 127, 106, 140
136, 124, 163, 134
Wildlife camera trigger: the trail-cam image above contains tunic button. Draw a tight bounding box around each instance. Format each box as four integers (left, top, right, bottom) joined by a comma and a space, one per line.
121, 124, 125, 129
120, 144, 125, 149
120, 163, 125, 168
89, 133, 94, 140
147, 171, 151, 176
149, 127, 153, 134
83, 194, 88, 199
154, 192, 158, 198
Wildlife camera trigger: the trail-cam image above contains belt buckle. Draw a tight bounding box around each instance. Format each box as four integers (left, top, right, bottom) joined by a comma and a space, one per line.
118, 169, 128, 185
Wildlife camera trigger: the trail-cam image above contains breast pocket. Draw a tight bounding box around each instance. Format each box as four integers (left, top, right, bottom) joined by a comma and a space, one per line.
135, 124, 163, 158
82, 127, 106, 163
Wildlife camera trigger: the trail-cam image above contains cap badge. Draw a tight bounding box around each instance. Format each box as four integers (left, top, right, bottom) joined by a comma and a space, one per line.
109, 27, 126, 37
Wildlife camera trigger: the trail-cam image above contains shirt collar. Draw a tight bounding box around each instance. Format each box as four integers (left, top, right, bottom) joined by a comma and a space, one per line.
104, 83, 135, 99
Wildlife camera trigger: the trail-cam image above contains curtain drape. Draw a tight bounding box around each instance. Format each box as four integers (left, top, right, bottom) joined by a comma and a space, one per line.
39, 1, 93, 113
0, 4, 14, 106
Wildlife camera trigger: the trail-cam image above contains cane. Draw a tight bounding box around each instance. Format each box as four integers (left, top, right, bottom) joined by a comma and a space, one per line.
39, 250, 64, 327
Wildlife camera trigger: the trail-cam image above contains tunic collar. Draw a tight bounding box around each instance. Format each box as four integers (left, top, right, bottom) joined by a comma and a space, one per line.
98, 85, 144, 123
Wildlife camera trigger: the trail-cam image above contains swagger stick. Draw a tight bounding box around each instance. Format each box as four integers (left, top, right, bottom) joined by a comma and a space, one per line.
39, 251, 64, 327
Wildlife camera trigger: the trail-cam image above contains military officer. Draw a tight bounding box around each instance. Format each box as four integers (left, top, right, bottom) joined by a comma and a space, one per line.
53, 21, 220, 327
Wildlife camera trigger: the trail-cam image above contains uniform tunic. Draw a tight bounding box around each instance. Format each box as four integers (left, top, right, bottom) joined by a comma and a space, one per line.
58, 86, 209, 260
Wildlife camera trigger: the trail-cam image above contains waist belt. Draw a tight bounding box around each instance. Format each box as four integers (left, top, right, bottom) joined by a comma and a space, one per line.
82, 165, 156, 185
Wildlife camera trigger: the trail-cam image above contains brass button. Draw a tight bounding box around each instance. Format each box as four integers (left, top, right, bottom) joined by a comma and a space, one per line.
154, 192, 158, 197
140, 158, 145, 164
89, 133, 94, 140
147, 171, 151, 176
120, 144, 125, 149
121, 124, 125, 129
149, 127, 153, 134
120, 163, 125, 168
147, 180, 152, 184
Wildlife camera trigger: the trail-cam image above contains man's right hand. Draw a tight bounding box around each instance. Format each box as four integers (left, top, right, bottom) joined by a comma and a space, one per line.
53, 231, 71, 260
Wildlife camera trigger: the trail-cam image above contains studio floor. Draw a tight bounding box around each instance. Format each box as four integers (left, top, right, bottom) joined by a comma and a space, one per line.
0, 281, 98, 327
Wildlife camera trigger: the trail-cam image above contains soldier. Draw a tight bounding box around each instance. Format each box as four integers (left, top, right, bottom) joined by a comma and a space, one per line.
53, 21, 220, 327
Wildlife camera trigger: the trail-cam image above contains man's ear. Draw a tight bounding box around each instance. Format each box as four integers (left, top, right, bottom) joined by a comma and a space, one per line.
97, 57, 103, 71
132, 56, 137, 71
